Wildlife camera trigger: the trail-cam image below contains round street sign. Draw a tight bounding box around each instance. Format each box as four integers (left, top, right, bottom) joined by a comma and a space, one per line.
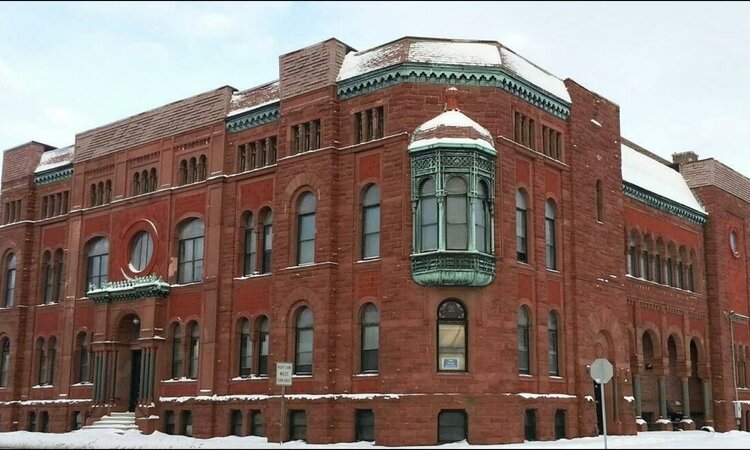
590, 358, 613, 384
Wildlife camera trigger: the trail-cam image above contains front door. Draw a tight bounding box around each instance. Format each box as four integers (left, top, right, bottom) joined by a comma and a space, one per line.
128, 349, 142, 412
593, 381, 603, 435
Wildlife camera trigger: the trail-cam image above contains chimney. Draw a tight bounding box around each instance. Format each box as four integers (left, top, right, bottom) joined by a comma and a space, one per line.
672, 151, 699, 166
444, 87, 460, 111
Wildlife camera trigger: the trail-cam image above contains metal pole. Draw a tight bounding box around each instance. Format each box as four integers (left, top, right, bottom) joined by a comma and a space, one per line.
729, 311, 739, 428
601, 382, 608, 450
280, 385, 286, 444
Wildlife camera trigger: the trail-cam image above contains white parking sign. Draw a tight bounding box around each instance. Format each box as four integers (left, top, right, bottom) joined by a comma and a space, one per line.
276, 362, 293, 386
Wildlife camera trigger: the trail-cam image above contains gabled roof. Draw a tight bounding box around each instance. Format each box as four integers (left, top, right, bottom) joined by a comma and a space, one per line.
228, 80, 280, 118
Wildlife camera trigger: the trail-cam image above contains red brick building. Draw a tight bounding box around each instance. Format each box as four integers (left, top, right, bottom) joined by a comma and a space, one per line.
0, 37, 749, 445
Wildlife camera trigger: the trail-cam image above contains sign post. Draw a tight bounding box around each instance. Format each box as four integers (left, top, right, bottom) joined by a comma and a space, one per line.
276, 362, 293, 444
590, 358, 614, 450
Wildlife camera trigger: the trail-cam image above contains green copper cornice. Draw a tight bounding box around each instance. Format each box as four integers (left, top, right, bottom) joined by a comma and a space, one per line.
623, 181, 707, 225
411, 252, 495, 287
34, 166, 73, 185
88, 274, 171, 303
226, 102, 280, 134
338, 63, 570, 120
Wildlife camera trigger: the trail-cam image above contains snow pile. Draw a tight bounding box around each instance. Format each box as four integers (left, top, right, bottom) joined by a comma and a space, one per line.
515, 393, 576, 399
1, 429, 750, 449
408, 137, 496, 153
624, 396, 635, 403
408, 41, 502, 66
621, 142, 706, 213
413, 110, 493, 142
499, 48, 570, 102
338, 43, 405, 81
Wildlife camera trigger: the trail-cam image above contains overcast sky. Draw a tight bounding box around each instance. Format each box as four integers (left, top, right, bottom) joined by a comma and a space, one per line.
2, 1, 749, 182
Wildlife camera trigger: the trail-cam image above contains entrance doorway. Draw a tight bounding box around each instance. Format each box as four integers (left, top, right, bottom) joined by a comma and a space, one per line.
129, 349, 142, 412
593, 381, 604, 435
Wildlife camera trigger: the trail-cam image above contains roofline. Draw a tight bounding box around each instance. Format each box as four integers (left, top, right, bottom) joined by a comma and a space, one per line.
2, 141, 57, 153
232, 79, 280, 97
685, 157, 750, 187
76, 85, 237, 138
280, 37, 356, 58
621, 137, 673, 167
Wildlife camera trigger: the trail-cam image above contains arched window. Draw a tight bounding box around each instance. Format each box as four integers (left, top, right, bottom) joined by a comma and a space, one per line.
256, 316, 269, 376
627, 231, 638, 276
445, 177, 468, 250
150, 168, 158, 192
518, 306, 531, 375
261, 210, 273, 274
688, 249, 697, 292
188, 322, 200, 379
171, 323, 183, 379
96, 182, 104, 205
474, 181, 491, 253
178, 219, 204, 284
419, 179, 438, 252
548, 312, 560, 376
362, 185, 381, 259
104, 180, 112, 204
133, 172, 141, 196
86, 238, 109, 290
4, 253, 16, 307
238, 145, 247, 172
516, 189, 529, 263
53, 249, 64, 302
641, 235, 652, 281
141, 170, 149, 193
437, 299, 467, 372
596, 179, 603, 222
77, 332, 90, 383
360, 303, 379, 373
545, 200, 557, 270
0, 338, 10, 387
42, 251, 53, 304
36, 338, 46, 385
238, 318, 252, 378
297, 193, 316, 266
188, 157, 197, 183
654, 239, 664, 284
243, 213, 257, 276
294, 307, 313, 375
198, 155, 207, 181
89, 184, 97, 207
179, 160, 188, 185
47, 337, 57, 386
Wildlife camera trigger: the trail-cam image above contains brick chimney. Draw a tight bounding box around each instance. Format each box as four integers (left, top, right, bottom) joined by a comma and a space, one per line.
672, 151, 699, 166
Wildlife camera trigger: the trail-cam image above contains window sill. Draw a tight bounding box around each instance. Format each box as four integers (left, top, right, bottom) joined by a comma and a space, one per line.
162, 378, 198, 383
171, 281, 203, 288
32, 385, 54, 389
234, 273, 272, 281
354, 373, 379, 377
292, 374, 313, 378
546, 268, 561, 275
356, 258, 381, 264
549, 375, 564, 380
230, 376, 269, 381
518, 373, 533, 378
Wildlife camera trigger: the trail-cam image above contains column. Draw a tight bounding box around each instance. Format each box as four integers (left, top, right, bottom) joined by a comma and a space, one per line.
633, 375, 643, 418
702, 380, 713, 424
681, 377, 691, 419
138, 348, 146, 406
658, 376, 667, 418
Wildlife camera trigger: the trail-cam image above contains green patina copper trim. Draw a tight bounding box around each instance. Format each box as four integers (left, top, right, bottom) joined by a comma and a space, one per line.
411, 252, 495, 287
408, 139, 497, 156
88, 274, 171, 303
226, 103, 280, 134
623, 182, 707, 225
338, 63, 570, 119
34, 166, 73, 185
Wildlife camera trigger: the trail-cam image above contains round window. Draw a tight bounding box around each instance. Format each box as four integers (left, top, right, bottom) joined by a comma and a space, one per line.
130, 231, 154, 272
730, 229, 740, 257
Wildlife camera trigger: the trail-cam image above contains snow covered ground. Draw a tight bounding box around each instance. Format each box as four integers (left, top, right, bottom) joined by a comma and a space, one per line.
0, 429, 749, 449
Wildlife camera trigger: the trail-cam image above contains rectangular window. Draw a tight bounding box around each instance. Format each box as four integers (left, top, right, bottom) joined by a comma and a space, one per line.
548, 328, 559, 376
297, 214, 316, 265
268, 137, 277, 165
289, 410, 306, 442
518, 324, 530, 375
554, 410, 566, 440
230, 410, 242, 436
514, 112, 535, 149
438, 322, 466, 371
181, 410, 193, 437
292, 120, 321, 154
164, 410, 175, 434
516, 208, 528, 263
654, 255, 662, 283
640, 251, 650, 280
438, 410, 467, 443
250, 411, 264, 437
524, 409, 537, 441
257, 328, 269, 376
545, 217, 556, 270
542, 126, 562, 160
355, 107, 384, 144
355, 409, 375, 442
262, 222, 273, 274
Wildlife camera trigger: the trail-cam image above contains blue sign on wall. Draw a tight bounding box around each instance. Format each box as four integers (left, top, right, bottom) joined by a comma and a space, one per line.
441, 358, 459, 369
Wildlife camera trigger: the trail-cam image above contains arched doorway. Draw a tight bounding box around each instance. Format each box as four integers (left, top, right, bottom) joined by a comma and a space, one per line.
115, 313, 142, 412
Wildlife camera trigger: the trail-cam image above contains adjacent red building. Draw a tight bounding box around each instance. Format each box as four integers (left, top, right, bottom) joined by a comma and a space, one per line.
0, 37, 748, 445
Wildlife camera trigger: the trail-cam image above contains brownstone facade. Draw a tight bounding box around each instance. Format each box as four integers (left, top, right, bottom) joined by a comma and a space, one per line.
0, 37, 749, 444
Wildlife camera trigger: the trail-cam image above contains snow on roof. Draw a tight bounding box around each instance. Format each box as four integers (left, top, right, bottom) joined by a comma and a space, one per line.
227, 81, 280, 118
337, 38, 570, 103
414, 110, 493, 142
408, 137, 496, 154
34, 144, 74, 174
621, 142, 705, 213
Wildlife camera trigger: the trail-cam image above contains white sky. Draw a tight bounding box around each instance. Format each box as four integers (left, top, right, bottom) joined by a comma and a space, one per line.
2, 1, 750, 182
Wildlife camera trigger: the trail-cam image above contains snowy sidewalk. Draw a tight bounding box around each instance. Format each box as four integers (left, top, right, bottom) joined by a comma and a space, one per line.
0, 429, 749, 449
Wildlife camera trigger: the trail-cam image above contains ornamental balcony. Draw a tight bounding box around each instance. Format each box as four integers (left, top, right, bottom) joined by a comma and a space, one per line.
87, 274, 171, 303
411, 251, 495, 287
